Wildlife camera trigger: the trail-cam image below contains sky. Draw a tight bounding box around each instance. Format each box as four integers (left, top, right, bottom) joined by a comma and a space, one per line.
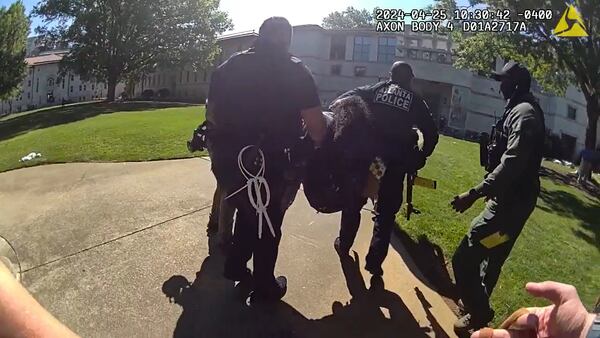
1, 0, 471, 37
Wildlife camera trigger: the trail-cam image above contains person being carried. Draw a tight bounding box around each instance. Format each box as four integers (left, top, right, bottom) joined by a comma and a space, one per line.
329, 61, 439, 278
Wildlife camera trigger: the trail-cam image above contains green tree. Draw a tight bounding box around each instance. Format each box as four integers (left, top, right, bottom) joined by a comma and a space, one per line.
322, 6, 374, 29
0, 1, 29, 110
33, 0, 232, 101
453, 0, 600, 149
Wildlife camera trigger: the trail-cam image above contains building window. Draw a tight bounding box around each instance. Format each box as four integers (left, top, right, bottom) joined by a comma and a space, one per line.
568, 106, 577, 120
180, 71, 183, 84
353, 36, 371, 62
194, 72, 198, 82
27, 92, 30, 99
79, 85, 82, 91
331, 64, 342, 76
377, 37, 397, 63
408, 49, 418, 59
29, 69, 33, 75
36, 78, 39, 92
28, 80, 31, 87
92, 84, 95, 90
187, 71, 190, 83
62, 79, 65, 89
204, 71, 208, 82
436, 40, 448, 50
437, 53, 448, 63
70, 75, 74, 81
330, 35, 347, 60
84, 84, 87, 91
70, 86, 73, 93
354, 66, 367, 77
104, 84, 107, 89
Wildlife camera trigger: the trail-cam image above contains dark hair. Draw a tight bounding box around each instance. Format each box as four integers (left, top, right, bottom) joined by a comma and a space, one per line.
390, 62, 414, 85
256, 17, 292, 51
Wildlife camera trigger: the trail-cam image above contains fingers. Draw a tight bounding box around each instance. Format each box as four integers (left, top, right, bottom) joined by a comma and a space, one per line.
471, 329, 534, 338
510, 312, 540, 331
499, 308, 535, 330
526, 281, 578, 305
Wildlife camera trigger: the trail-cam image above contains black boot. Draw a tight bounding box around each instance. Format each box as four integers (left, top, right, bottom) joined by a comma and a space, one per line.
251, 276, 288, 303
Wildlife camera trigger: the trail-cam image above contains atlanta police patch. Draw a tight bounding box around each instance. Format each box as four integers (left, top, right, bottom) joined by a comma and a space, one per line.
373, 84, 414, 111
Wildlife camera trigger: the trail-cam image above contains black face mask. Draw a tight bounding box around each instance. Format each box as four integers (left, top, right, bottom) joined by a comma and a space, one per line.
500, 79, 517, 100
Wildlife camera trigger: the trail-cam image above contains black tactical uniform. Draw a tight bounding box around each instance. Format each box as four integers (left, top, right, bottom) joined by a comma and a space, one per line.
207, 18, 322, 301
452, 62, 546, 333
333, 62, 439, 276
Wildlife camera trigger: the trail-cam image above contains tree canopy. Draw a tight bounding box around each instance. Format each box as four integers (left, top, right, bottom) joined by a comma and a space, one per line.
33, 0, 232, 101
452, 0, 600, 149
0, 1, 29, 102
322, 7, 374, 30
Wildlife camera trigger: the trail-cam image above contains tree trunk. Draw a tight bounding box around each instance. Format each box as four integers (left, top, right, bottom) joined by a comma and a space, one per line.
585, 96, 599, 150
106, 80, 117, 102
107, 77, 117, 102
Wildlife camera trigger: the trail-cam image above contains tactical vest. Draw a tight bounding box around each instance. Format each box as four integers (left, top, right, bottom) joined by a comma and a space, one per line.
485, 115, 509, 173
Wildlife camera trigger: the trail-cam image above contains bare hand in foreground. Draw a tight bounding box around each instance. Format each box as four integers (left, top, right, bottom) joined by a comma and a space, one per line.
471, 281, 596, 338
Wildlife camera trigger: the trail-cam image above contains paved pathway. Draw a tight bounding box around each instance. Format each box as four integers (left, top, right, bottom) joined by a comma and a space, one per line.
0, 159, 457, 337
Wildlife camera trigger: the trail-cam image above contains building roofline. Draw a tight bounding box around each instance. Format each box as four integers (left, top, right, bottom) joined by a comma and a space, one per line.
217, 30, 258, 41
25, 53, 66, 66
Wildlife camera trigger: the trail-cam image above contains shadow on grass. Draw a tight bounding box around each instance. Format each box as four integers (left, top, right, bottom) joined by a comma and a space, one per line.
538, 187, 600, 252
391, 225, 459, 303
0, 101, 195, 142
540, 167, 600, 199
161, 236, 429, 338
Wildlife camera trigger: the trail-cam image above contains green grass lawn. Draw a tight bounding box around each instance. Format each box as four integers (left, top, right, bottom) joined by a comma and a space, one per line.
0, 102, 206, 172
403, 136, 600, 325
1, 103, 598, 326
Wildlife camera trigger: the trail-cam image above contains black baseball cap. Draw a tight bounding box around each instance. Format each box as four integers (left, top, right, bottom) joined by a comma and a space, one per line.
491, 61, 531, 83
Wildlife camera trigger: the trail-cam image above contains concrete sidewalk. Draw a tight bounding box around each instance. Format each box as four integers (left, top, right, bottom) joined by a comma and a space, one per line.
0, 158, 457, 337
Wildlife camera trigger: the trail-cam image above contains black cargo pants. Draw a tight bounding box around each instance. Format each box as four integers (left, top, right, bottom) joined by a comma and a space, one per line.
223, 151, 300, 297
339, 161, 406, 275
452, 186, 539, 321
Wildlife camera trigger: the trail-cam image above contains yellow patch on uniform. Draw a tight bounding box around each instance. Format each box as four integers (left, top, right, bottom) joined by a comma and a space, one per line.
480, 232, 510, 249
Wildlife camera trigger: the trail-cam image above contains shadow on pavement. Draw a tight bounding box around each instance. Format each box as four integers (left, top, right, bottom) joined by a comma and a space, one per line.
162, 238, 429, 337
325, 251, 429, 337
415, 287, 450, 338
391, 225, 459, 303
0, 102, 195, 142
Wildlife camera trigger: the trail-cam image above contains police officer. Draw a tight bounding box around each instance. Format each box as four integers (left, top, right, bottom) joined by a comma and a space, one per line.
331, 61, 439, 277
206, 17, 327, 302
450, 61, 546, 335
